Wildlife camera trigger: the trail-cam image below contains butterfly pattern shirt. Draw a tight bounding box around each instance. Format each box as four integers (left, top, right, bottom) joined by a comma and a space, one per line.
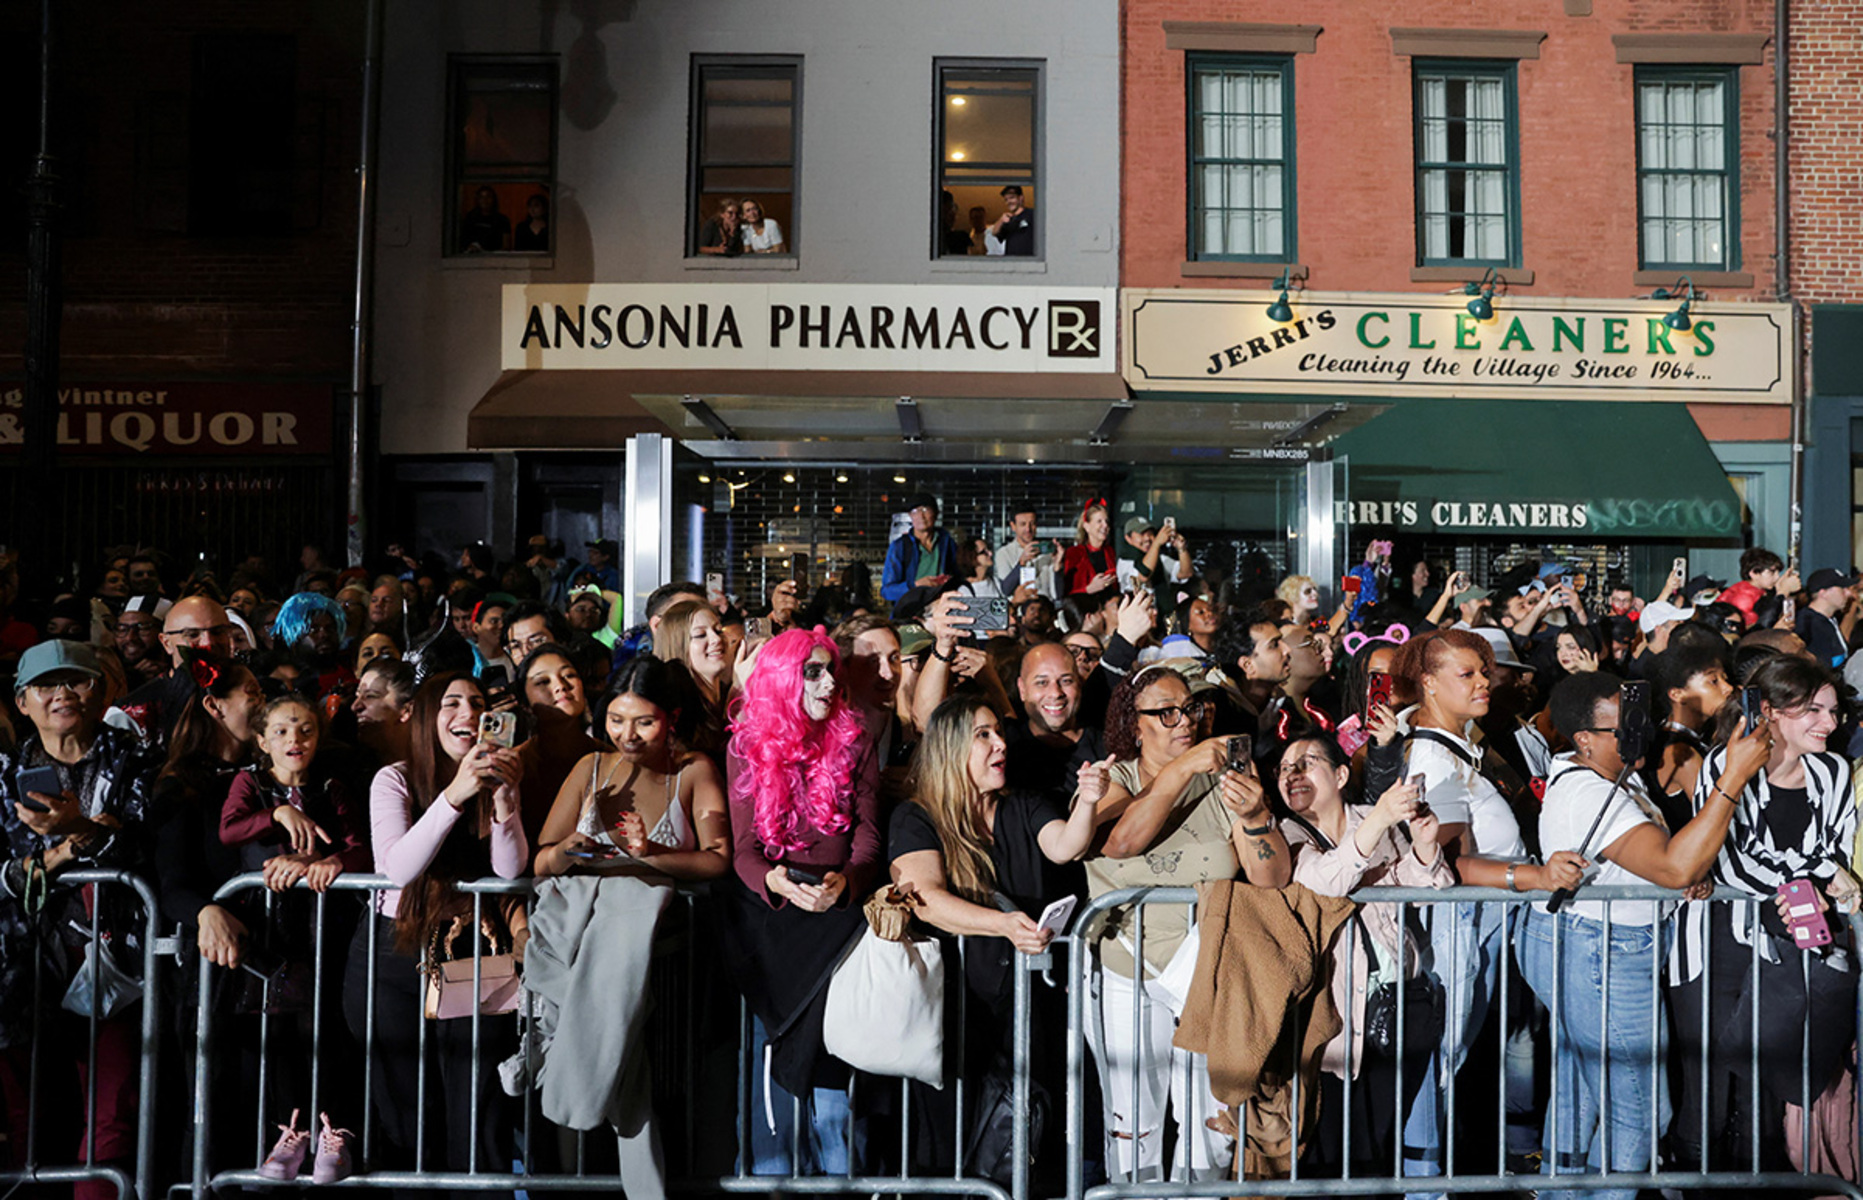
1083, 761, 1239, 978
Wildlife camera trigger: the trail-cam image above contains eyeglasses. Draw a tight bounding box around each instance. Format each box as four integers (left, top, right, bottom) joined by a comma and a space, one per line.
1137, 700, 1204, 727
165, 624, 234, 643
1277, 753, 1328, 778
802, 662, 835, 682
26, 677, 97, 701
508, 631, 551, 658
1068, 645, 1104, 663
1577, 727, 1619, 738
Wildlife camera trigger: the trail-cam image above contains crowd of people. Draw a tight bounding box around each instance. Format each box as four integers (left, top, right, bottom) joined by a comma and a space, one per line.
0, 514, 1860, 1198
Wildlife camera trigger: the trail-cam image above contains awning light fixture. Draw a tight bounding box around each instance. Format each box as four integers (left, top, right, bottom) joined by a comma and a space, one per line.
1649, 275, 1697, 332
1266, 271, 1295, 324
1462, 268, 1500, 322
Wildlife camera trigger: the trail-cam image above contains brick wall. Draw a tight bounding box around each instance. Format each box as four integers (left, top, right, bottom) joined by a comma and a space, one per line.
0, 2, 363, 379
1786, 0, 1862, 306
1123, 0, 1780, 303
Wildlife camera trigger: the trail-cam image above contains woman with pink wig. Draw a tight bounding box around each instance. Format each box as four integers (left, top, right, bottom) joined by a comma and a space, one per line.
719, 627, 881, 1175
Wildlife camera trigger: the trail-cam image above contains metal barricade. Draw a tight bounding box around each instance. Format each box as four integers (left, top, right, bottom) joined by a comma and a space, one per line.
1, 868, 165, 1200
190, 873, 1043, 1200
1062, 883, 1863, 1200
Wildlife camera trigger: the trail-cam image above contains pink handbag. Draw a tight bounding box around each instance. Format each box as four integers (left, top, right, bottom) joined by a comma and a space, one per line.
421, 917, 522, 1020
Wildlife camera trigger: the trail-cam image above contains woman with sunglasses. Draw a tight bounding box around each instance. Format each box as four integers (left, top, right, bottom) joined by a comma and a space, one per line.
1083, 665, 1289, 1182
720, 628, 881, 1176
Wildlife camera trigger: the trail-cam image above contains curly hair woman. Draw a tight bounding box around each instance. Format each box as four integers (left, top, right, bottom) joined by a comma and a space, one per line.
720, 628, 881, 1175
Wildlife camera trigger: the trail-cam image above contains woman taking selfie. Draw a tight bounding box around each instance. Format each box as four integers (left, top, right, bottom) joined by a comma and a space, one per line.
341, 672, 528, 1181
1669, 654, 1858, 1178
1084, 665, 1289, 1182
720, 628, 881, 1175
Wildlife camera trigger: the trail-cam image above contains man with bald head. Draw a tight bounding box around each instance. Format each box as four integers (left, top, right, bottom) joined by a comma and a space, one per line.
1005, 641, 1105, 799
115, 594, 236, 745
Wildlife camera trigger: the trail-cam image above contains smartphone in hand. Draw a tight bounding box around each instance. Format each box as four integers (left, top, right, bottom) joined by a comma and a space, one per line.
1780, 879, 1834, 948
15, 766, 61, 814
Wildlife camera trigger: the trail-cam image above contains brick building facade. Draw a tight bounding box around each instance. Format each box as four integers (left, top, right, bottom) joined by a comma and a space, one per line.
0, 2, 363, 587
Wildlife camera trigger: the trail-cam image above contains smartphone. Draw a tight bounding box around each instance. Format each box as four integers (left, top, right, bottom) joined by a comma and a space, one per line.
1162, 516, 1176, 532
1019, 565, 1036, 586
745, 616, 769, 644
1366, 670, 1395, 713
478, 710, 518, 749
1779, 879, 1834, 949
705, 571, 725, 602
1784, 596, 1797, 623
562, 844, 623, 861
1036, 895, 1078, 937
1618, 681, 1653, 764
16, 766, 61, 814
1227, 734, 1252, 774
1673, 556, 1688, 578
1342, 574, 1363, 596
1739, 685, 1763, 736
1408, 772, 1426, 792
951, 594, 1010, 632
480, 665, 510, 692
1335, 713, 1370, 757
1573, 572, 1589, 593
784, 866, 825, 887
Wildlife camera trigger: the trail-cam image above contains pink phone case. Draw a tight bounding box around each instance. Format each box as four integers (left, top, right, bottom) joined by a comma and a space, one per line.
1779, 880, 1833, 949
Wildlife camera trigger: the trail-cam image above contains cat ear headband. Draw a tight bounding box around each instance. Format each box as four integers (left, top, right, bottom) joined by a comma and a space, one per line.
1340, 624, 1411, 658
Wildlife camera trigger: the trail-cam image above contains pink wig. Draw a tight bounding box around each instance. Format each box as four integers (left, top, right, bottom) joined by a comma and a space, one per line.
729, 627, 868, 858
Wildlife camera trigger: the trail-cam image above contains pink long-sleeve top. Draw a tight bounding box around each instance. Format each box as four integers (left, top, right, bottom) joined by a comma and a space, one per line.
368, 763, 529, 917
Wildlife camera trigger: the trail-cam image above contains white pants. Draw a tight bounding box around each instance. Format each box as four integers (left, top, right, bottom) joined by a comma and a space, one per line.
1086, 967, 1234, 1181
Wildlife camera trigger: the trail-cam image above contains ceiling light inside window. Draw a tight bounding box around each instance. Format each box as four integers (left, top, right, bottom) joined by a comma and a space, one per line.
949, 151, 966, 161
950, 96, 967, 106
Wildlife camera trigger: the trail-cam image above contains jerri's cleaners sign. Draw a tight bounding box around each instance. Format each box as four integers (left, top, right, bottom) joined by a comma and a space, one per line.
503, 284, 1114, 373
1123, 289, 1792, 404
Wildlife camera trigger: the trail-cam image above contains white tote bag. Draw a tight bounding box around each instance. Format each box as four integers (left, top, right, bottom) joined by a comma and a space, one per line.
823, 927, 945, 1088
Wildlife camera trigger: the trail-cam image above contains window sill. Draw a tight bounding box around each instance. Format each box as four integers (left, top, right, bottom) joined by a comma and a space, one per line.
442, 255, 554, 270
1633, 269, 1754, 289
1181, 261, 1307, 280
929, 258, 1048, 274
683, 255, 800, 271
1410, 266, 1535, 285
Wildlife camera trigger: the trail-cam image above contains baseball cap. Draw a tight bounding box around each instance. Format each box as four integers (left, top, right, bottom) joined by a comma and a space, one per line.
1470, 627, 1530, 672
585, 538, 619, 557
1123, 516, 1157, 538
895, 623, 933, 658
904, 492, 938, 514
1639, 600, 1694, 635
16, 639, 103, 689
1453, 585, 1493, 607
1806, 567, 1858, 594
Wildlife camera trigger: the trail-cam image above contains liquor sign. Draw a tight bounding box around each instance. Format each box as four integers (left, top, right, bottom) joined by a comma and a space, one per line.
504, 284, 1116, 373
1123, 289, 1792, 403
0, 381, 334, 456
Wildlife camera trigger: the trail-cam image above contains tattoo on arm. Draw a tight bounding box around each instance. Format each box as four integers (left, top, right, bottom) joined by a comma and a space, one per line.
1255, 840, 1276, 861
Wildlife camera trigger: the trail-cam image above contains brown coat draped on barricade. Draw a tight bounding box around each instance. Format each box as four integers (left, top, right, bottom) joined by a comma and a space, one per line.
1171, 879, 1357, 1181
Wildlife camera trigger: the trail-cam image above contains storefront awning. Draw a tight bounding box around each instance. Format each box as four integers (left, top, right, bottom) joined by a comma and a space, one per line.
1329, 399, 1742, 538
470, 369, 1331, 463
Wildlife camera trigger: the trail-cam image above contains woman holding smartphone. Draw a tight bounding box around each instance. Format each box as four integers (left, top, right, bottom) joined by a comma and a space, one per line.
1083, 664, 1289, 1182
1525, 672, 1765, 1199
341, 672, 527, 1181
1669, 654, 1858, 1176
720, 628, 882, 1176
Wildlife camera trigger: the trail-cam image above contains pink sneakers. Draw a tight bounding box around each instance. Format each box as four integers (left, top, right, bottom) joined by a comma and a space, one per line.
258, 1109, 353, 1184
258, 1109, 309, 1181
311, 1112, 354, 1184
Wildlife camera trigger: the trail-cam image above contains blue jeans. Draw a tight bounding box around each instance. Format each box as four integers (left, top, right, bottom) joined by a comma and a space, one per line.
1401, 901, 1513, 1196
1517, 908, 1670, 1200
745, 1018, 865, 1176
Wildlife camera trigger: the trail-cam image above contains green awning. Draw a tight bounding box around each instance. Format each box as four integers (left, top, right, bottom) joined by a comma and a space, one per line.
1329, 399, 1742, 538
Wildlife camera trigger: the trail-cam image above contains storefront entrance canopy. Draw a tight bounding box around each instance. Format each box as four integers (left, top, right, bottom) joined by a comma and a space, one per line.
466, 370, 1379, 464
1329, 399, 1743, 539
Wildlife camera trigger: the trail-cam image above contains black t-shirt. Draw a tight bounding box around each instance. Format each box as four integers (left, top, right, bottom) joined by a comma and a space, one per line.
460, 211, 510, 252
888, 790, 1074, 1007
698, 218, 743, 256
1796, 608, 1848, 669
1003, 720, 1092, 801
998, 209, 1035, 256
1761, 783, 1814, 850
